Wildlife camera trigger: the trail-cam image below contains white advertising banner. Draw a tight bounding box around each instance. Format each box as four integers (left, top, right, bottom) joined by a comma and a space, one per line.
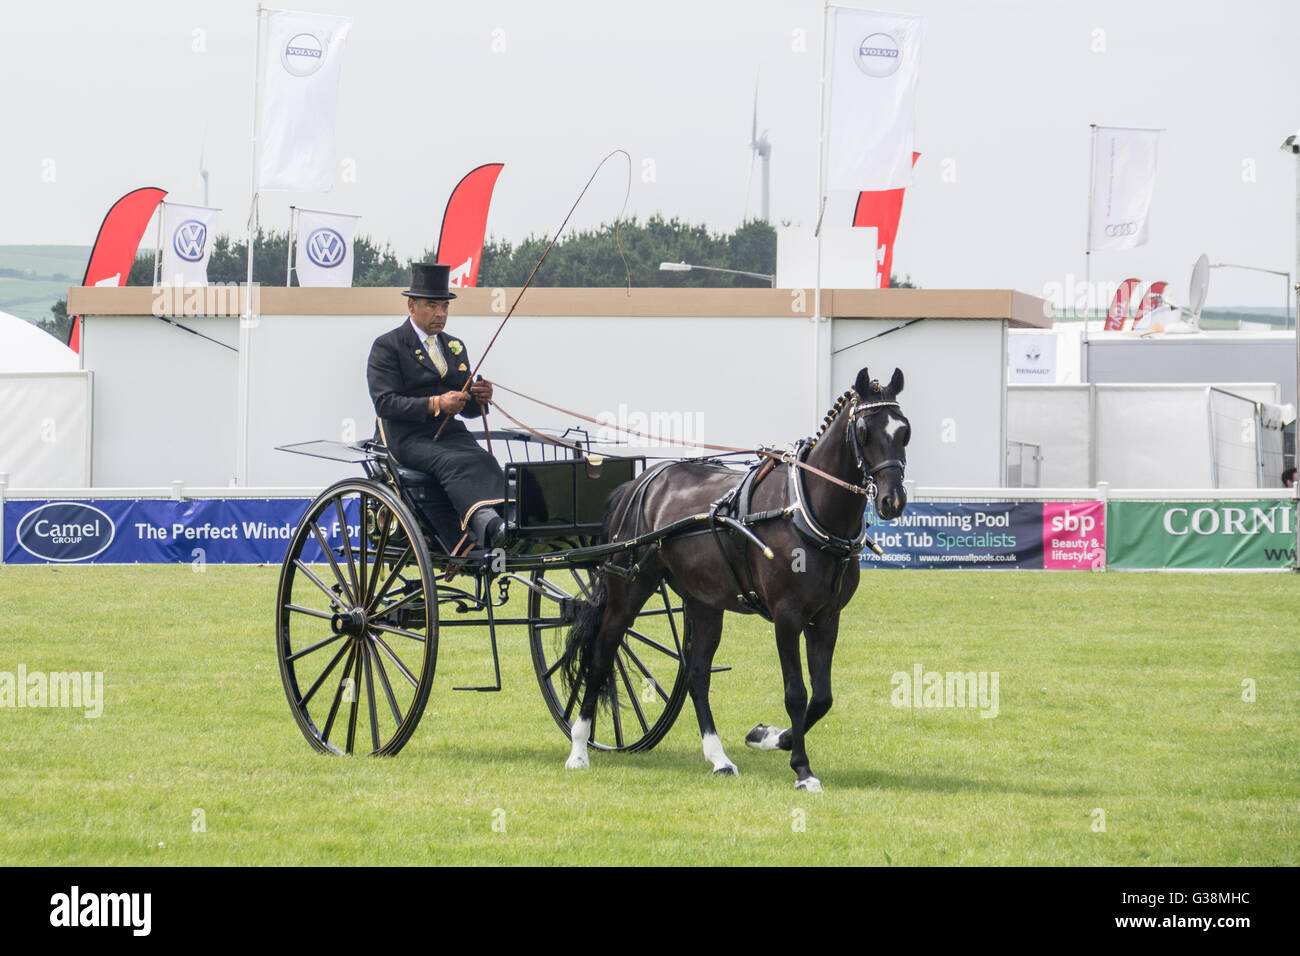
295, 208, 359, 287
257, 10, 353, 192
1007, 331, 1058, 384
826, 8, 924, 191
158, 202, 220, 287
1089, 127, 1160, 251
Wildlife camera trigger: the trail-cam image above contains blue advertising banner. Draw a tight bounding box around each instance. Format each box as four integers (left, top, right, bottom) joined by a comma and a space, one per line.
1, 498, 344, 565
861, 501, 1045, 569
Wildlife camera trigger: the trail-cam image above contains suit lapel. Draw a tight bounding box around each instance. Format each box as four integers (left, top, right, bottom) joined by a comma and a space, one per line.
405, 322, 442, 377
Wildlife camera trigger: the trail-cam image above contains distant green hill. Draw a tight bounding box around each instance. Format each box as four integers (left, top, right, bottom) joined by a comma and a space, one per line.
0, 245, 91, 323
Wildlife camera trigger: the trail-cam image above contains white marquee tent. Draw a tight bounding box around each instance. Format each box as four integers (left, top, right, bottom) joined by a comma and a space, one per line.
0, 310, 90, 487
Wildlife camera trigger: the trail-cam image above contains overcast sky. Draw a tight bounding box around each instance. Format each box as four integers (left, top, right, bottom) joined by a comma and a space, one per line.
3, 0, 1297, 307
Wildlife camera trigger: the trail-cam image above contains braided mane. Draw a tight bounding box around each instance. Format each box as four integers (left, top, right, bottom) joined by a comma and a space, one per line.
808, 390, 855, 449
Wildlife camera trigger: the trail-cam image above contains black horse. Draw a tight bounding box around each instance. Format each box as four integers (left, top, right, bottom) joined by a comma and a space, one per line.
560, 367, 910, 790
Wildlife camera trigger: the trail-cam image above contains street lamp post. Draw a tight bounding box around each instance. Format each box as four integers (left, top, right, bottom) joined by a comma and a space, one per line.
1207, 263, 1292, 328
659, 261, 776, 287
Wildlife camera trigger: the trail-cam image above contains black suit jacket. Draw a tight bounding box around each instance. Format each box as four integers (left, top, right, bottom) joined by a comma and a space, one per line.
366, 321, 484, 462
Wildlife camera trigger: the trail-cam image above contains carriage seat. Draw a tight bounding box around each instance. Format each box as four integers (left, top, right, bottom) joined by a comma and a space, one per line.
390, 463, 466, 555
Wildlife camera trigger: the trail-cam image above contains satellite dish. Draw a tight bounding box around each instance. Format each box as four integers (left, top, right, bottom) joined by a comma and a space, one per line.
1187, 253, 1210, 322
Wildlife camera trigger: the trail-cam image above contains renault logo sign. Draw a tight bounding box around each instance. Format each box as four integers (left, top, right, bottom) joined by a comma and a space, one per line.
855, 32, 901, 78
306, 228, 346, 268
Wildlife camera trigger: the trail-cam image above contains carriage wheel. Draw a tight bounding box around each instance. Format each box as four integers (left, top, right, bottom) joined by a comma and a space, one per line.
528, 561, 689, 753
276, 479, 437, 756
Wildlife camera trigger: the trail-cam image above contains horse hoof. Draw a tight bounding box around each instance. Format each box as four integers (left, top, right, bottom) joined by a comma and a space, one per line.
745, 723, 784, 751
795, 776, 823, 793
712, 764, 739, 776
564, 754, 589, 770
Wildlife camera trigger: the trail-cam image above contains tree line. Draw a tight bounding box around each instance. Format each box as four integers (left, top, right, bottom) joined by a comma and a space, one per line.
43, 217, 910, 341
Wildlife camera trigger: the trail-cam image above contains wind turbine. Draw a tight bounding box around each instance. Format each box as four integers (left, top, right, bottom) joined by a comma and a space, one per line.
745, 76, 771, 223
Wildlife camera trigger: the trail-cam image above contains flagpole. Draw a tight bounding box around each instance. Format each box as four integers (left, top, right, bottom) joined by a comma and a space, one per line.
239, 3, 265, 486
286, 205, 295, 287
814, 0, 830, 420
153, 202, 164, 288
1085, 124, 1096, 294
1082, 123, 1096, 379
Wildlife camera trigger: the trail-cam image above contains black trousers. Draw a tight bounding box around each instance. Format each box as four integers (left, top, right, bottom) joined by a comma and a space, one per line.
397, 432, 505, 528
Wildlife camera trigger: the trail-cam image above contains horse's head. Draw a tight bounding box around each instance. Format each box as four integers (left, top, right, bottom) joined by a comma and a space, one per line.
850, 367, 909, 520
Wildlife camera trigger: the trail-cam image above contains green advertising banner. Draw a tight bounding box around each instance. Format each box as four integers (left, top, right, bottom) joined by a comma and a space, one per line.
1108, 501, 1298, 570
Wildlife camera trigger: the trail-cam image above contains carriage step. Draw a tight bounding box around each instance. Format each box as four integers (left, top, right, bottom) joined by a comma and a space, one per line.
453, 685, 502, 692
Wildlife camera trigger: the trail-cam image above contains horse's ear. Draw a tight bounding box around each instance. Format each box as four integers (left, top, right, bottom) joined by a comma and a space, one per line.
854, 368, 873, 396
889, 368, 904, 395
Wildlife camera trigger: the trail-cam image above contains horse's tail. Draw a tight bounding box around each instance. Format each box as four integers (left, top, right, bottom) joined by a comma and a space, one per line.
558, 573, 607, 699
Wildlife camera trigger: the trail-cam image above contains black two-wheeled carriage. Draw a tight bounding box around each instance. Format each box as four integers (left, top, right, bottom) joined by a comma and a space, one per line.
275, 430, 702, 757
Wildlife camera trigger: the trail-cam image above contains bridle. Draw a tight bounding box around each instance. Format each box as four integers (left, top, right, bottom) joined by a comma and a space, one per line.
844, 393, 907, 499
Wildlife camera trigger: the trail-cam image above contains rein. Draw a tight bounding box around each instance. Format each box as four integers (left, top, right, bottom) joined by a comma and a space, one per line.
489, 383, 901, 497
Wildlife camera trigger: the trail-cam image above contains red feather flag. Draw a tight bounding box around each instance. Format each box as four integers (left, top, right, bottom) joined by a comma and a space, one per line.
852, 152, 920, 289
69, 186, 168, 352
437, 164, 504, 289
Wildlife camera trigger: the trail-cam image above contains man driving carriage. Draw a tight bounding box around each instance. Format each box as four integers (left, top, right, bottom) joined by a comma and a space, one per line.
366, 262, 507, 549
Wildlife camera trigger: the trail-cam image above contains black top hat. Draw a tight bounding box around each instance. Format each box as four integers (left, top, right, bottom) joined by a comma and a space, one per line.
402, 262, 457, 300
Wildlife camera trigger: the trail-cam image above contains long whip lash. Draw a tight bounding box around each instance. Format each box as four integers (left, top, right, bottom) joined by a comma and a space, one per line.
434, 149, 633, 439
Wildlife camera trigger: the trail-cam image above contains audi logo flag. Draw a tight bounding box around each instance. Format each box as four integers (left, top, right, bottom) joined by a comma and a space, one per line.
1089, 126, 1161, 251
294, 208, 359, 287
826, 8, 924, 191
257, 10, 353, 192
158, 201, 220, 287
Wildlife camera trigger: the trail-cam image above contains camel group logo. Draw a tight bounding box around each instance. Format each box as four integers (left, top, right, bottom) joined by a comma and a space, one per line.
15, 502, 116, 562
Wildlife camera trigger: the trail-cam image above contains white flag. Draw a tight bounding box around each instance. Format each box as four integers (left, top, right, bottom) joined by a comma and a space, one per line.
257, 10, 352, 192
158, 202, 220, 286
295, 208, 359, 287
826, 8, 924, 191
1089, 127, 1160, 251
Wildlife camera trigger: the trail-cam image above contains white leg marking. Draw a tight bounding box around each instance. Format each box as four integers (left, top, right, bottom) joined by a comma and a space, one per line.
745, 724, 786, 751
702, 731, 738, 775
565, 717, 591, 769
795, 776, 823, 793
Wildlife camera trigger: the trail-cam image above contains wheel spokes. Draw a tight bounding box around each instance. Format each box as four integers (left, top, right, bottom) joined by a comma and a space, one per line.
299, 639, 354, 708
371, 639, 403, 726
294, 560, 347, 607
372, 633, 420, 689
286, 631, 345, 663
321, 641, 358, 745
310, 520, 355, 606
334, 498, 361, 603
614, 652, 650, 736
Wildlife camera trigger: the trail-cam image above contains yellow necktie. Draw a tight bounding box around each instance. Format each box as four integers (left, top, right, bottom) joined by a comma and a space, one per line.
426, 336, 447, 376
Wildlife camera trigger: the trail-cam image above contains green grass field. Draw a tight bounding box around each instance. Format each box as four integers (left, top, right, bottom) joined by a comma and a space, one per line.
0, 565, 1295, 866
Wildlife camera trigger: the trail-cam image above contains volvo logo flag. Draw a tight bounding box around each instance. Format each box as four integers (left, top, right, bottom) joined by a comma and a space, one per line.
294, 208, 359, 287
158, 201, 220, 286
1090, 127, 1161, 251
826, 9, 924, 191
257, 10, 353, 192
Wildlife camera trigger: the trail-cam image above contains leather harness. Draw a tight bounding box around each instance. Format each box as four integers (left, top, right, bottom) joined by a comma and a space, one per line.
606, 392, 906, 623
